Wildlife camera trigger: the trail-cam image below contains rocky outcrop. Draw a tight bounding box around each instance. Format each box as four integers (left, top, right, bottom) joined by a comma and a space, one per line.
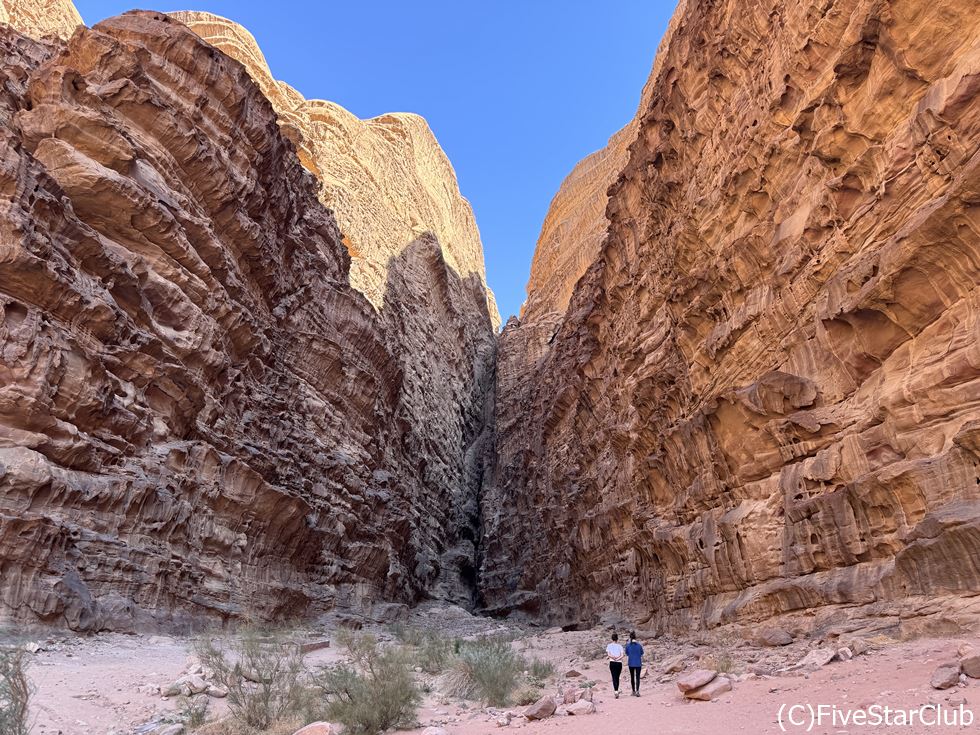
0, 9, 494, 631
483, 0, 980, 636
0, 0, 80, 39
169, 11, 499, 327
519, 3, 685, 323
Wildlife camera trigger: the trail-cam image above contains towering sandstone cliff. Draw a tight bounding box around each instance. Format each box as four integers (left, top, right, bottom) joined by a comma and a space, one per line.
169, 11, 500, 326
483, 0, 980, 637
0, 5, 494, 630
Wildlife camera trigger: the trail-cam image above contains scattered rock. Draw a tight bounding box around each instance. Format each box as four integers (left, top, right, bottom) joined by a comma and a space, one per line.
837, 647, 853, 662
677, 669, 717, 693
794, 647, 837, 671
292, 724, 334, 735
685, 676, 733, 701
660, 653, 687, 673
564, 669, 581, 678
299, 640, 331, 654
566, 699, 596, 715
756, 628, 793, 647
206, 684, 228, 698
960, 654, 980, 679
421, 728, 449, 735
523, 695, 557, 720
931, 665, 961, 690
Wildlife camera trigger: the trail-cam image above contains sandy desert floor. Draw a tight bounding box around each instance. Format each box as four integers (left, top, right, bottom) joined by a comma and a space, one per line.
10, 605, 978, 735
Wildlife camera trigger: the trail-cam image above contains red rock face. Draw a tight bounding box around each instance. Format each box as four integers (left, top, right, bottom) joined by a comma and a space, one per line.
0, 13, 495, 630
482, 0, 980, 635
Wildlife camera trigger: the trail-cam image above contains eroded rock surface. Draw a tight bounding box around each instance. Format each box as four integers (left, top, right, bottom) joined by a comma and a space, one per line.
482, 0, 980, 635
0, 0, 80, 39
0, 10, 494, 630
169, 11, 500, 327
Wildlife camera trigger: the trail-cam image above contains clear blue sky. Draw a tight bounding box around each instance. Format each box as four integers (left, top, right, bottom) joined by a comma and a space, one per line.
74, 1, 677, 320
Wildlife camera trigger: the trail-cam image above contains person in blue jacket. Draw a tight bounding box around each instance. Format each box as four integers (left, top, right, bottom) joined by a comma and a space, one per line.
624, 630, 644, 696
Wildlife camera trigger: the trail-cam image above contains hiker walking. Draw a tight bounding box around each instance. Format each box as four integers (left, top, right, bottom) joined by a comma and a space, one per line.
625, 631, 644, 696
606, 632, 625, 698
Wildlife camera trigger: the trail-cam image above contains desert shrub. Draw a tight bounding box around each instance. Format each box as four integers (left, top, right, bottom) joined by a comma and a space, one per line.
179, 695, 210, 729
0, 647, 32, 735
699, 650, 735, 674
441, 638, 523, 706
415, 633, 455, 674
387, 623, 425, 647
195, 628, 307, 730
526, 657, 554, 684
312, 632, 420, 735
514, 685, 541, 706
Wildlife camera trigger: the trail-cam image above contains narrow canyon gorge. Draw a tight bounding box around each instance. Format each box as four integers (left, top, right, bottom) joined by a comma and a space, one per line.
0, 0, 978, 651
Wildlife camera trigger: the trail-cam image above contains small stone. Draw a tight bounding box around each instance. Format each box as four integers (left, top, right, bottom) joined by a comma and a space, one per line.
677, 669, 717, 693
756, 628, 793, 647
564, 669, 581, 678
566, 699, 596, 715
931, 665, 961, 690
523, 695, 557, 720
837, 647, 853, 661
960, 654, 980, 679
794, 647, 836, 671
660, 653, 686, 673
206, 684, 228, 698
421, 728, 449, 735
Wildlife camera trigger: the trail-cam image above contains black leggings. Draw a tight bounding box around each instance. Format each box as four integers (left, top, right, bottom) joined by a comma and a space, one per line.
629, 665, 642, 692
609, 661, 623, 691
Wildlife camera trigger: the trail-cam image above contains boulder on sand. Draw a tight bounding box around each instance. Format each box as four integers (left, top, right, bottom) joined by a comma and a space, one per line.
677, 669, 717, 693
523, 695, 557, 720
566, 699, 596, 715
686, 676, 733, 701
931, 664, 961, 690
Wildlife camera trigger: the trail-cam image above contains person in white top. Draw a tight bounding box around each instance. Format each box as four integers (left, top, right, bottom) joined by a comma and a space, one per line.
606, 632, 625, 698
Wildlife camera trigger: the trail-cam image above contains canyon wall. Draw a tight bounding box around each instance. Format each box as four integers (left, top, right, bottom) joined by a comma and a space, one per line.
483, 0, 980, 637
0, 7, 494, 630
0, 0, 79, 39
169, 11, 500, 326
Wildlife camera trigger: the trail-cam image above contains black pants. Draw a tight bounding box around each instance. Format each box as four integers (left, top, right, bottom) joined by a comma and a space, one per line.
609, 661, 623, 691
629, 665, 642, 692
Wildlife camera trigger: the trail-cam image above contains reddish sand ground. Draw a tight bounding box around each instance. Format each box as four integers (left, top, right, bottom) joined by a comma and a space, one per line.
17, 613, 978, 735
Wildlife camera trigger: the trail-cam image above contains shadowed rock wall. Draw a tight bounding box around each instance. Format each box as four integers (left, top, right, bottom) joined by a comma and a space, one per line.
0, 10, 494, 631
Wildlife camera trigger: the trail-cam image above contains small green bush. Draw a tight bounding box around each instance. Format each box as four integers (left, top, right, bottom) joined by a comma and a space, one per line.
0, 647, 32, 735
441, 638, 523, 706
415, 633, 455, 674
526, 657, 554, 684
195, 628, 307, 730
313, 633, 420, 735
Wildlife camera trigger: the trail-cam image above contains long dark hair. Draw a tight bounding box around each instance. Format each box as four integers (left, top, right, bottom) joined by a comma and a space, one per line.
629, 630, 637, 642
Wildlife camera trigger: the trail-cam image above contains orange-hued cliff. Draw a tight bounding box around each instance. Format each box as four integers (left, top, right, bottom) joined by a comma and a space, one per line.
482, 0, 980, 637
1, 0, 979, 637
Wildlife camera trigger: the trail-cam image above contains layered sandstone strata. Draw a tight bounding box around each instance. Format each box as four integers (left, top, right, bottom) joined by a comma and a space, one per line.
169, 11, 500, 326
483, 0, 980, 636
519, 5, 684, 323
0, 10, 494, 630
0, 0, 80, 39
